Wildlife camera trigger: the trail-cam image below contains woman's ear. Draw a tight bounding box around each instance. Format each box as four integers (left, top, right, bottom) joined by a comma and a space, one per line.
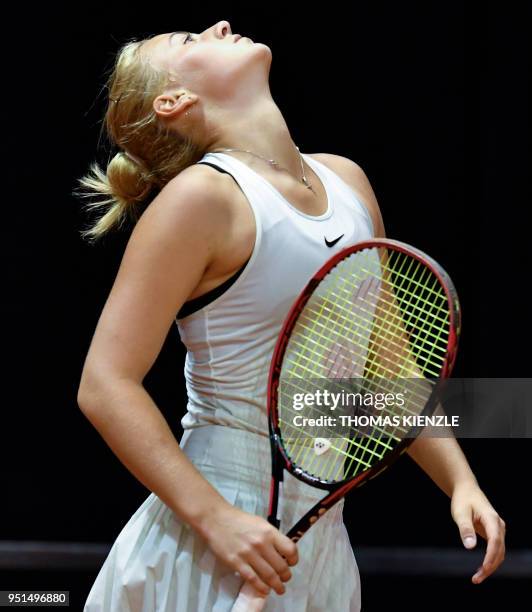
153, 93, 196, 120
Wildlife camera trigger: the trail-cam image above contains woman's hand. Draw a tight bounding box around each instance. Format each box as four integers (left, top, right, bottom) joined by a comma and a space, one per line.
450, 481, 506, 584
196, 502, 298, 597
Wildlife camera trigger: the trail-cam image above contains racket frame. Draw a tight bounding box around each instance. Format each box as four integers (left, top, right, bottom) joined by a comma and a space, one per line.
265, 238, 461, 541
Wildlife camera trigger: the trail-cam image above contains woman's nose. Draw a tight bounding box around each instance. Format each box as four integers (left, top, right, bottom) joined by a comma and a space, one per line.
215, 20, 232, 38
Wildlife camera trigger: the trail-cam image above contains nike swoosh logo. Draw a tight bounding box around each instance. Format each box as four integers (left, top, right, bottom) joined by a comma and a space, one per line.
324, 234, 344, 248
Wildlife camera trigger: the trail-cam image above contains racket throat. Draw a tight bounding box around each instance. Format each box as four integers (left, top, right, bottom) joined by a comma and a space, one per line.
267, 481, 283, 529
267, 451, 285, 529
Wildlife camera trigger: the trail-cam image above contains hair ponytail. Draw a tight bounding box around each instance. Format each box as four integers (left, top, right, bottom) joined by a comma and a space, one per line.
76, 37, 203, 244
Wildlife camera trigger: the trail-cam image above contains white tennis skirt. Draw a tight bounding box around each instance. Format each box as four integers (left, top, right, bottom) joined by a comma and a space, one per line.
83, 424, 361, 611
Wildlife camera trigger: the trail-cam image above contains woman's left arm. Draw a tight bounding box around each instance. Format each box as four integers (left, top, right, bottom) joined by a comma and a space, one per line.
321, 153, 507, 585
406, 432, 506, 584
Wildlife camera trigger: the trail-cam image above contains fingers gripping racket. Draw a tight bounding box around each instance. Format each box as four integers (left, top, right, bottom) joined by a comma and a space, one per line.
231, 238, 461, 611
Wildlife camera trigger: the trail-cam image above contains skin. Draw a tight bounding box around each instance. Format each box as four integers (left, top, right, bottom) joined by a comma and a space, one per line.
79, 20, 505, 605
140, 20, 314, 184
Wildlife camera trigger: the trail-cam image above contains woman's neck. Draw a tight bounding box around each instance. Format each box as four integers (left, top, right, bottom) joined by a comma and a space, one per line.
206, 97, 304, 179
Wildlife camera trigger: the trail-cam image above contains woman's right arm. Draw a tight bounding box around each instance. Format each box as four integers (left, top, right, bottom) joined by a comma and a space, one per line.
77, 168, 297, 597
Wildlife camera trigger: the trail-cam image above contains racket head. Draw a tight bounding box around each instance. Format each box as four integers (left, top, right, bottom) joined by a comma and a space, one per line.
266, 238, 461, 491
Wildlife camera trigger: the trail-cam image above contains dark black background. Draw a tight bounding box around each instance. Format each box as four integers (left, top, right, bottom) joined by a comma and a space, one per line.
3, 1, 530, 609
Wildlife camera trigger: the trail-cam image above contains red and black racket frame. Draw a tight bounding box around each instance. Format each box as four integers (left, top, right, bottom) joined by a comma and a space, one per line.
265, 238, 462, 543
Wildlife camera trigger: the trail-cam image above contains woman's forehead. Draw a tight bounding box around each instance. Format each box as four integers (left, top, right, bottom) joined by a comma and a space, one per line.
145, 32, 173, 50
139, 33, 175, 62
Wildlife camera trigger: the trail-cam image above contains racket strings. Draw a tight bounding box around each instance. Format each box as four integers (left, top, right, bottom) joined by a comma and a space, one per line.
277, 246, 451, 483
351, 251, 449, 368
278, 403, 397, 479
284, 335, 430, 415
294, 249, 448, 381
297, 254, 448, 377
284, 251, 446, 389
282, 248, 427, 476
382, 249, 449, 374
277, 382, 409, 480
296, 295, 446, 378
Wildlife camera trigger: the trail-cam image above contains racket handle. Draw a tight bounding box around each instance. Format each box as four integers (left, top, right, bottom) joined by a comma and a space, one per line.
231, 581, 268, 612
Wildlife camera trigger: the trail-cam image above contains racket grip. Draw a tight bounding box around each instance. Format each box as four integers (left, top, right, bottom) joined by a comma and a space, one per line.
231, 581, 268, 612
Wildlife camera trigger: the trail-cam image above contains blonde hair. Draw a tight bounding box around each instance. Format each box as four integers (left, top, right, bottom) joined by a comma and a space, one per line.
76, 36, 203, 243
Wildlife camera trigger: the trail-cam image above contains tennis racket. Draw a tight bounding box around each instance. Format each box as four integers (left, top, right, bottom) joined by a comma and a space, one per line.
231, 237, 461, 611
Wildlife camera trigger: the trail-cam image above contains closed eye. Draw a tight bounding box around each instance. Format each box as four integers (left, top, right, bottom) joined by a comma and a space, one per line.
184, 32, 194, 44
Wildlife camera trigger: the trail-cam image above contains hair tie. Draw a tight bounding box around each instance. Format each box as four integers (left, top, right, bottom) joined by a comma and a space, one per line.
123, 149, 145, 168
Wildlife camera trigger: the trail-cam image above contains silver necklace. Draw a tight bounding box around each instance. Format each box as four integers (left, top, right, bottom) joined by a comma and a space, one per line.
210, 145, 315, 194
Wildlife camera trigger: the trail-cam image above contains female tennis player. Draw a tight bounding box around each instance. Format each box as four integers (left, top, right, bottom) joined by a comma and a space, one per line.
77, 20, 506, 611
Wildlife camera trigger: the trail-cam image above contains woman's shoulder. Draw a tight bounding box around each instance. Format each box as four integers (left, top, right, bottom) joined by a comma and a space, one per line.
308, 153, 385, 237
154, 161, 239, 220
306, 153, 365, 191
137, 162, 237, 246
166, 160, 233, 194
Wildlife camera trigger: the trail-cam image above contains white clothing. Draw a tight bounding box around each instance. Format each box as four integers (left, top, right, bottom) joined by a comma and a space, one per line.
84, 151, 374, 611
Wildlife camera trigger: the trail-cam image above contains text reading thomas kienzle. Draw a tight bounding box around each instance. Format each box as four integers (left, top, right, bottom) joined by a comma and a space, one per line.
290, 390, 459, 428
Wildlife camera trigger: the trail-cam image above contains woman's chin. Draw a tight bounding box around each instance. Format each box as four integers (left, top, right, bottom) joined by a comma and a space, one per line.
253, 41, 272, 54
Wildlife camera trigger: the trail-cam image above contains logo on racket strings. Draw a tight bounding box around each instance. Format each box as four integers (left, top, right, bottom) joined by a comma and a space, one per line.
314, 437, 331, 455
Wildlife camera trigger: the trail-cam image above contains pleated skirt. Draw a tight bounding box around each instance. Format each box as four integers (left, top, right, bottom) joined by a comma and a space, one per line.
83, 424, 361, 611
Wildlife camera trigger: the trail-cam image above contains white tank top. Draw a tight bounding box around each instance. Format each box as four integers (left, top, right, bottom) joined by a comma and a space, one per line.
175, 151, 375, 436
